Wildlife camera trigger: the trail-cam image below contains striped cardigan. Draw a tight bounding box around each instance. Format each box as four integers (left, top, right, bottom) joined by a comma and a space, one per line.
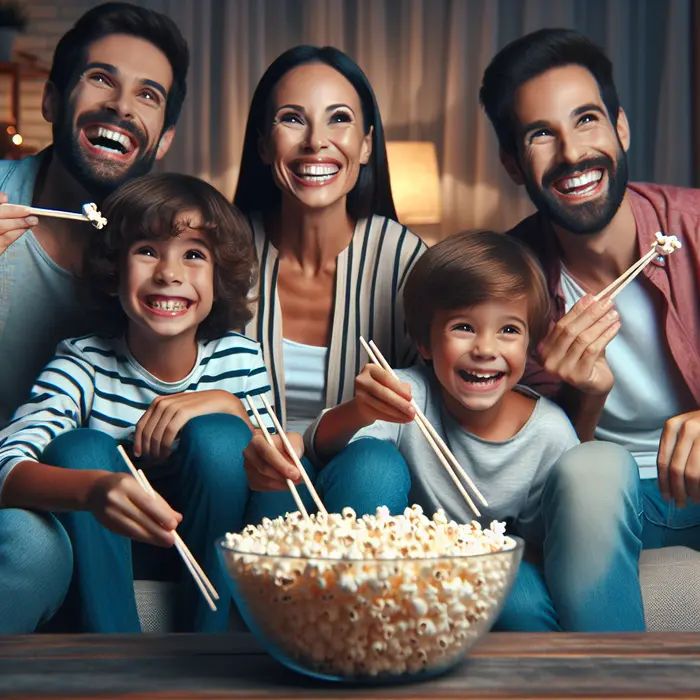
243, 214, 427, 428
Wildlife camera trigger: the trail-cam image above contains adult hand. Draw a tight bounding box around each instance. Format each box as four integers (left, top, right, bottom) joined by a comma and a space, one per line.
86, 471, 182, 547
658, 410, 700, 508
353, 364, 415, 424
243, 431, 304, 491
539, 295, 620, 395
0, 193, 39, 254
134, 390, 247, 461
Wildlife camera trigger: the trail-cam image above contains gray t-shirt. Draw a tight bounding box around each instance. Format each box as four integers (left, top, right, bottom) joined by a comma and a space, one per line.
306, 365, 579, 545
0, 152, 89, 425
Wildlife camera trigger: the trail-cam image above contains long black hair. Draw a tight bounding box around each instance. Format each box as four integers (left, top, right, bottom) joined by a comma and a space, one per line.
234, 45, 397, 221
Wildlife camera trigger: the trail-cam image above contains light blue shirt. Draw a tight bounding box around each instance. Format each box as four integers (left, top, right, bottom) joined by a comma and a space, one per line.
0, 150, 90, 426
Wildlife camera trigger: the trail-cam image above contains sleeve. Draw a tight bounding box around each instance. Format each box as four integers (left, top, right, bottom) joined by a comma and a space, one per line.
303, 408, 402, 467
242, 344, 277, 433
394, 232, 427, 368
0, 340, 95, 502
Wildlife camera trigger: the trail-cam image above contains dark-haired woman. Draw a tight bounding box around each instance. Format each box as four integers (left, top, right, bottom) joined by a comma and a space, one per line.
236, 46, 425, 522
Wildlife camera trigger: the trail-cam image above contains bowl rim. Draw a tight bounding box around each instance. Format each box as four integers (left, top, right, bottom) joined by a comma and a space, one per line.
216, 534, 525, 563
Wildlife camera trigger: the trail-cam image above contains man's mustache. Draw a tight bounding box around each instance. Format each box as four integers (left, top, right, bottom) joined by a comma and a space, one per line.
76, 110, 147, 151
542, 155, 613, 190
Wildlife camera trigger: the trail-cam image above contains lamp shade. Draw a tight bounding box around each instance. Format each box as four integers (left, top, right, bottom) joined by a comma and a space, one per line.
386, 141, 441, 225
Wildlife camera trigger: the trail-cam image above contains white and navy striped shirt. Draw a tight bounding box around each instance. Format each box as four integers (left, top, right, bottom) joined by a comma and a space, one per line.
244, 214, 426, 429
0, 332, 274, 499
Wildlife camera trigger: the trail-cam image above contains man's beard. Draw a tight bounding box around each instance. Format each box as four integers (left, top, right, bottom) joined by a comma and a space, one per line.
52, 106, 157, 200
523, 148, 628, 235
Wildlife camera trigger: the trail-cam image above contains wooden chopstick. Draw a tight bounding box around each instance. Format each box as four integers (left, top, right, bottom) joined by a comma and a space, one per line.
359, 337, 484, 518
116, 446, 219, 611
366, 339, 488, 508
258, 395, 327, 515
593, 246, 657, 301
245, 395, 310, 519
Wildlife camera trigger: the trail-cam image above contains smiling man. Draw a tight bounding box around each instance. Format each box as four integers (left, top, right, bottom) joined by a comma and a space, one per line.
481, 28, 700, 629
0, 2, 188, 633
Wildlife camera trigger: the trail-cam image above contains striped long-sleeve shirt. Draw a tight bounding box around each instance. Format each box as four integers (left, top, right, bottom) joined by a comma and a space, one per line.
243, 214, 427, 428
0, 332, 275, 501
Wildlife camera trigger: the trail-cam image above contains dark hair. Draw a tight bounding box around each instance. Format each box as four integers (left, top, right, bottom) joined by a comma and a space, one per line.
403, 230, 551, 350
83, 173, 257, 340
480, 28, 619, 158
233, 45, 397, 221
49, 2, 189, 130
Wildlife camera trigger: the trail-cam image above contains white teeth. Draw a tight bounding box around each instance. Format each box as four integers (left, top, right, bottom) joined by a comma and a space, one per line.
89, 126, 132, 152
468, 371, 500, 378
560, 170, 602, 192
148, 299, 188, 312
296, 163, 340, 176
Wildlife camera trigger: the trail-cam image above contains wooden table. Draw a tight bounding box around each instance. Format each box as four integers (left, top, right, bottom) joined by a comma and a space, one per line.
1, 632, 698, 698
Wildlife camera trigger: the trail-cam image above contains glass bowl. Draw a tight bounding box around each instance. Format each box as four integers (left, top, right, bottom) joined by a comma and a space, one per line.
216, 535, 523, 683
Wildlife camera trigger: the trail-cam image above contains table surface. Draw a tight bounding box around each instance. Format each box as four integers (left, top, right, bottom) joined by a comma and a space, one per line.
1, 632, 699, 699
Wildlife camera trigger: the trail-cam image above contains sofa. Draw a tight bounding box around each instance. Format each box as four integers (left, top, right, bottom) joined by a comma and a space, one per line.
134, 546, 700, 633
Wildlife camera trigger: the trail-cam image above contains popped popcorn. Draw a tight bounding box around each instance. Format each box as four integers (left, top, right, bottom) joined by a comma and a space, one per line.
220, 505, 521, 679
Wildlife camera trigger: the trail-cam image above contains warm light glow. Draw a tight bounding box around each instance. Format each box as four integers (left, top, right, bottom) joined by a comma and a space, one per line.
386, 141, 441, 225
11, 134, 22, 146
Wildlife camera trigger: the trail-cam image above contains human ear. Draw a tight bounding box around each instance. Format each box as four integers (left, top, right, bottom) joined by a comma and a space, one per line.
499, 148, 525, 186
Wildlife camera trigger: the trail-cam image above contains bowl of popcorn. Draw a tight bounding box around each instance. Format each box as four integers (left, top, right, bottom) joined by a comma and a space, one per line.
217, 504, 523, 683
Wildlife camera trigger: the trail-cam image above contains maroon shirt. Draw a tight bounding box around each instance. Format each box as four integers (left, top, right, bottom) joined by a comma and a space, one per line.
507, 183, 700, 406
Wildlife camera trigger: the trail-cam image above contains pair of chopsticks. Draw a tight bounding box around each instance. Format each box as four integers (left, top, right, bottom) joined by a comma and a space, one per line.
359, 337, 488, 518
116, 445, 220, 612
244, 394, 326, 520
594, 232, 681, 301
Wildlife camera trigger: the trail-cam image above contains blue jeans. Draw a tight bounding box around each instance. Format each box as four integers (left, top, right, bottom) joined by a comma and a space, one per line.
245, 437, 411, 523
491, 442, 645, 632
0, 509, 73, 633
43, 414, 254, 633
640, 478, 700, 549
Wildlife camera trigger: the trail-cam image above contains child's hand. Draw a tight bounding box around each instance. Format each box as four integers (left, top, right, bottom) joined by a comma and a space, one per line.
134, 390, 246, 461
354, 364, 415, 425
86, 471, 183, 547
243, 431, 304, 491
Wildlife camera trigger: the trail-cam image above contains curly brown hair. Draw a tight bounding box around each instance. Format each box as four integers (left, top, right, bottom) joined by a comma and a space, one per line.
82, 173, 257, 340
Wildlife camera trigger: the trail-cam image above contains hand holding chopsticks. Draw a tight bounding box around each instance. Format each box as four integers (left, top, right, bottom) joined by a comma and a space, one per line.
116, 446, 220, 612
359, 337, 487, 517
244, 395, 326, 517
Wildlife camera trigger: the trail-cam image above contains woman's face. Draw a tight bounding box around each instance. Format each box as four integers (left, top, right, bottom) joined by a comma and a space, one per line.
260, 62, 373, 211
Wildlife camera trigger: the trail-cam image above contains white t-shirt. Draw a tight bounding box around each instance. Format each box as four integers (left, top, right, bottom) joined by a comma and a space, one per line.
283, 338, 328, 435
560, 266, 691, 478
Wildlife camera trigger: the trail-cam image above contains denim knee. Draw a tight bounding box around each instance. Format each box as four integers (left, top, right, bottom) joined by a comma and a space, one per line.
42, 428, 118, 471
177, 414, 252, 489
0, 510, 73, 632
543, 441, 642, 524
318, 438, 411, 515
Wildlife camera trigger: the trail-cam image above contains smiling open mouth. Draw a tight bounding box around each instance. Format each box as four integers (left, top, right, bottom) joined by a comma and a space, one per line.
83, 126, 136, 156
146, 298, 191, 313
554, 168, 603, 196
458, 370, 505, 386
292, 163, 341, 182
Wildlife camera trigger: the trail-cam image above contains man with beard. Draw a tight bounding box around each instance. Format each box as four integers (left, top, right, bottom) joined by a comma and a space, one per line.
0, 2, 188, 632
480, 28, 700, 630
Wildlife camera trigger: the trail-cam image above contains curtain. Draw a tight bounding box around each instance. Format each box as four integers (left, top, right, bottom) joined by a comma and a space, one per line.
140, 0, 693, 238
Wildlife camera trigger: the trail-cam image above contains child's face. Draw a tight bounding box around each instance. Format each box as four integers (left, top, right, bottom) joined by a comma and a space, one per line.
119, 211, 215, 345
420, 298, 530, 423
